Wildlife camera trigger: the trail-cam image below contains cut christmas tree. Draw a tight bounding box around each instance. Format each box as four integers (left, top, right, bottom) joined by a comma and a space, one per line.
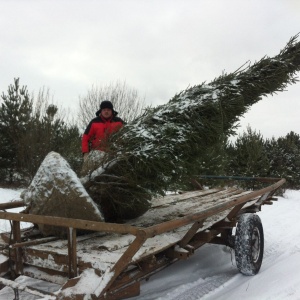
22, 35, 300, 234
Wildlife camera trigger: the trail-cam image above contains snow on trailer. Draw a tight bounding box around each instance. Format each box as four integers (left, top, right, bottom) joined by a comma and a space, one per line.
0, 176, 285, 300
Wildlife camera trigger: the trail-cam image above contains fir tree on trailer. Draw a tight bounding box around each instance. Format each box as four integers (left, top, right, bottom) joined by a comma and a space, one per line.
22, 34, 300, 228
80, 34, 300, 221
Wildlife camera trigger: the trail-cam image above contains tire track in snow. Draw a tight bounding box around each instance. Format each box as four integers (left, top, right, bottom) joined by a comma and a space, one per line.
167, 219, 292, 300
163, 273, 235, 300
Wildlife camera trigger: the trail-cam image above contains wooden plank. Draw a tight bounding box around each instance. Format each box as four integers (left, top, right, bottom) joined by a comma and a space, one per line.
0, 201, 25, 210
67, 228, 77, 278
24, 248, 70, 273
71, 229, 77, 277
0, 211, 140, 235
150, 188, 224, 208
10, 236, 59, 248
23, 265, 68, 285
12, 221, 23, 275
138, 179, 285, 237
130, 189, 250, 228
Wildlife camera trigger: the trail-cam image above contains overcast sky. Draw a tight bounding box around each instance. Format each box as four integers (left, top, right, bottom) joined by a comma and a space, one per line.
0, 0, 299, 139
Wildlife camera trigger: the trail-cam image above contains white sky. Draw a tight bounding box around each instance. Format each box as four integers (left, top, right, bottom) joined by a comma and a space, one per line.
0, 0, 299, 139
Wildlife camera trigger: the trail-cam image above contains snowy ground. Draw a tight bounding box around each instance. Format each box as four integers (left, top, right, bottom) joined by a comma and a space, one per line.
0, 188, 299, 299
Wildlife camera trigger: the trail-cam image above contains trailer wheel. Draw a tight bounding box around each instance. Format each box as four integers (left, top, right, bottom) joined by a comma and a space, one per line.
235, 213, 264, 275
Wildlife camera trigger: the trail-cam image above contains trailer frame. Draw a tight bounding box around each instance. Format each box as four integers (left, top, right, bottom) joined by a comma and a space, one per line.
0, 176, 285, 299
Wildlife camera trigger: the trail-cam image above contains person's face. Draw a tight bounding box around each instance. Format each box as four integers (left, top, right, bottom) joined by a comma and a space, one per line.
101, 108, 113, 119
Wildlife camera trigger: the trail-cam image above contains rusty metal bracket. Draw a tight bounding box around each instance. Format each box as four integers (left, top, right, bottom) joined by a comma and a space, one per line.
179, 220, 204, 248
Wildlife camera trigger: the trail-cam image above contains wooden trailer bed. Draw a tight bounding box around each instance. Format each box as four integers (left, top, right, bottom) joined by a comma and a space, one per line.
0, 177, 285, 299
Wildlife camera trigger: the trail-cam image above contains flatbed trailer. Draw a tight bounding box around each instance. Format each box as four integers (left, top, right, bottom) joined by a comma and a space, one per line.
0, 176, 285, 299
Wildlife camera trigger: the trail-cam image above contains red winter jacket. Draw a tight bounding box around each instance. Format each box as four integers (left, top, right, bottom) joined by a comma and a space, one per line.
82, 115, 124, 153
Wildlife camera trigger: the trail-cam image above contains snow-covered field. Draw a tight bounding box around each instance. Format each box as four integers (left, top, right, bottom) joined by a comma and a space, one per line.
0, 188, 299, 299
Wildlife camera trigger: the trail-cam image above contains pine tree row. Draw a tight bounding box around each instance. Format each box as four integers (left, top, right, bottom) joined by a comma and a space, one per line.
0, 78, 81, 184
1, 81, 300, 190
199, 128, 300, 190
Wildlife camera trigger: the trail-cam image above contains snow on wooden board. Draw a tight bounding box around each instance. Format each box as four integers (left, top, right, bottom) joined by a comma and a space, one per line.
132, 187, 251, 227
150, 188, 223, 208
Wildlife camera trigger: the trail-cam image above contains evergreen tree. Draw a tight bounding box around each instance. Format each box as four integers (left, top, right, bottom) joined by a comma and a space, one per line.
0, 78, 33, 182
227, 127, 270, 188
0, 82, 82, 183
18, 103, 82, 181
191, 135, 229, 189
59, 124, 82, 174
266, 131, 300, 189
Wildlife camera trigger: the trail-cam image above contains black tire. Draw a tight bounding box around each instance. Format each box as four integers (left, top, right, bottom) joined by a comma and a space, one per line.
235, 213, 264, 275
